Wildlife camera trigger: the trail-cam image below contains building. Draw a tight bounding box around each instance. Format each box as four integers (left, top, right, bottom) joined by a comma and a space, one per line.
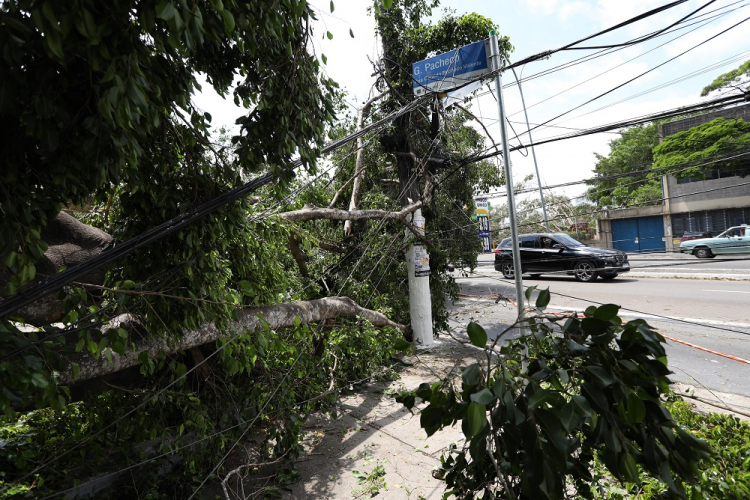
597, 103, 750, 252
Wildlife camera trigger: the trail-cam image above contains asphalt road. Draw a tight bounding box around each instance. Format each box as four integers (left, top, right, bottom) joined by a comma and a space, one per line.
453, 259, 750, 400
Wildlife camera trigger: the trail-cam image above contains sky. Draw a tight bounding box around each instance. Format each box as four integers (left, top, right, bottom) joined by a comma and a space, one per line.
194, 0, 750, 205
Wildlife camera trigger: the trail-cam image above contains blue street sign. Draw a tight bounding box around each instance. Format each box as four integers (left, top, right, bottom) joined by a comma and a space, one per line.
412, 39, 491, 96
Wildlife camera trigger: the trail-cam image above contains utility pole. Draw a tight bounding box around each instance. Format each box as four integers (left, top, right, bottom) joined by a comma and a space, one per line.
405, 209, 433, 346
489, 30, 525, 321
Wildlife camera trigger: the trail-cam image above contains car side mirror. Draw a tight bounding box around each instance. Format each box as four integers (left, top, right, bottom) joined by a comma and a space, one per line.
552, 244, 564, 249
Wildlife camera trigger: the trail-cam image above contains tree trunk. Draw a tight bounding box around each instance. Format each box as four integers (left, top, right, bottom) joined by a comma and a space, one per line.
344, 90, 388, 235
1, 211, 113, 325
59, 296, 404, 385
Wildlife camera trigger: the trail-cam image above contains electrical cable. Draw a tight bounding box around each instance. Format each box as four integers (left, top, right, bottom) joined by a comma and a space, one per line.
522, 14, 750, 136
0, 96, 430, 320
459, 269, 750, 337
461, 93, 749, 168
499, 0, 750, 95
503, 17, 750, 121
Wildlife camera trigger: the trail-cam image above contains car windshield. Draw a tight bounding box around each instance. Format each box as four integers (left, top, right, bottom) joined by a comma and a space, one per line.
717, 227, 744, 237
553, 234, 585, 247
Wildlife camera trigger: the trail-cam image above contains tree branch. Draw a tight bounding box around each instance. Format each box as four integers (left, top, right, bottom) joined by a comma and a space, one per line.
344, 89, 390, 235
59, 297, 405, 385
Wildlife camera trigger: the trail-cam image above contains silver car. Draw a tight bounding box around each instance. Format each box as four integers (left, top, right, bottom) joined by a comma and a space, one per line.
680, 225, 750, 258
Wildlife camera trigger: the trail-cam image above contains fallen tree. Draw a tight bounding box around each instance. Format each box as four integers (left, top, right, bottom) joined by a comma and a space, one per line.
61, 296, 404, 385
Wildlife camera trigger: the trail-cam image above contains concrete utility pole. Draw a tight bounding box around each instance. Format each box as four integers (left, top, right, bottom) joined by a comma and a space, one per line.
489, 30, 525, 321
405, 208, 433, 346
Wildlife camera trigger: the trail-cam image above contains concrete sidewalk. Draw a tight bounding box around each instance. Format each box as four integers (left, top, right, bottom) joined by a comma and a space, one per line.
266, 296, 750, 499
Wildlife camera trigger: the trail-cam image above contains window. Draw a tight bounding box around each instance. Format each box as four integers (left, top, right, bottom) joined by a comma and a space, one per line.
520, 236, 539, 248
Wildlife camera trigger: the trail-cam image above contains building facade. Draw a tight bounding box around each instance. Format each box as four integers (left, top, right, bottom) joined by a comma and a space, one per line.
598, 103, 750, 252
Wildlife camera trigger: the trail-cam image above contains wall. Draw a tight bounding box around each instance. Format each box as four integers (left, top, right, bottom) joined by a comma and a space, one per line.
660, 103, 750, 137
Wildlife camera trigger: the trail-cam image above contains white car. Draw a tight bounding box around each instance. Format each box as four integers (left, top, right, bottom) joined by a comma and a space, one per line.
679, 225, 750, 258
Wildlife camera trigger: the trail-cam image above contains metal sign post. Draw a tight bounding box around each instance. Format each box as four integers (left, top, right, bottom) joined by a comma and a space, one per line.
489, 30, 525, 322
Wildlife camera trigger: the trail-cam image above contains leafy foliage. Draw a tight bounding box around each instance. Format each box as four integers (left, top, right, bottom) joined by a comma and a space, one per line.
491, 175, 597, 242
586, 124, 662, 209
700, 59, 750, 96
396, 293, 711, 499
589, 396, 750, 499
653, 117, 750, 180
0, 320, 403, 497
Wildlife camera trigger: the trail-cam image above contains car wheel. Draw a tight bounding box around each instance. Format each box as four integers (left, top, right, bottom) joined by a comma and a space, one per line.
694, 247, 713, 259
573, 261, 598, 282
600, 273, 617, 281
500, 262, 515, 279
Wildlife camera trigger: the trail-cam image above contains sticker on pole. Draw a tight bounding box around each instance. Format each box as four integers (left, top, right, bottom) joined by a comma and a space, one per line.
412, 39, 491, 96
414, 244, 431, 277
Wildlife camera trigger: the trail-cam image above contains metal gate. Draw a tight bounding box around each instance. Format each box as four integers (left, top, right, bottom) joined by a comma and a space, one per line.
611, 216, 665, 253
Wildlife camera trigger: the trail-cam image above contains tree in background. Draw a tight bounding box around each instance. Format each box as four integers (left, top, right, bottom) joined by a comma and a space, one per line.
701, 59, 750, 96
490, 176, 597, 243
585, 124, 662, 209
653, 117, 750, 180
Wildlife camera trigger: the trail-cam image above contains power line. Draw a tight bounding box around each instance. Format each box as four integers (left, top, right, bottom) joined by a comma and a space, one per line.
0, 96, 430, 320
501, 0, 750, 94
523, 14, 750, 135
460, 270, 750, 337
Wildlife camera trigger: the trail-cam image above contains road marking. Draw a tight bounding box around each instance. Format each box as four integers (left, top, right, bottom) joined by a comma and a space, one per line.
703, 289, 750, 294
544, 306, 750, 329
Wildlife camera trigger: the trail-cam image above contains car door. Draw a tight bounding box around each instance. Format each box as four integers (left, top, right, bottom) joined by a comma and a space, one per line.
538, 236, 567, 274
728, 227, 748, 254
519, 236, 543, 271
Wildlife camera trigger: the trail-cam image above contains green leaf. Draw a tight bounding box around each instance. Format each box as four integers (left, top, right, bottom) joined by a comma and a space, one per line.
587, 366, 614, 388
71, 362, 80, 380
559, 402, 577, 432
470, 388, 494, 405
330, 0, 335, 12
4, 251, 17, 268
156, 1, 176, 21
626, 392, 646, 423
349, 28, 354, 38
462, 364, 482, 387
326, 31, 333, 40
466, 321, 487, 348
620, 453, 640, 484
393, 337, 412, 352
321, 53, 327, 64
525, 285, 537, 301
571, 395, 592, 417
466, 402, 487, 437
528, 388, 554, 409
535, 288, 550, 309
221, 10, 235, 32
594, 304, 620, 321
31, 372, 49, 388
121, 280, 136, 290
383, 0, 393, 9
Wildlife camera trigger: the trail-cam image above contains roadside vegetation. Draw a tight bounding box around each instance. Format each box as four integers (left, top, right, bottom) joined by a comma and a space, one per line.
397, 289, 750, 500
1, 0, 748, 498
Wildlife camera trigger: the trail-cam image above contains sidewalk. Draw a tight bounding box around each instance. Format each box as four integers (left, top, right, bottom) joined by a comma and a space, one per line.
267, 296, 750, 499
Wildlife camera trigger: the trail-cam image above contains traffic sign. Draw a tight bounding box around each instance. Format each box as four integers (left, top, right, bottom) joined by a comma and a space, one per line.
412, 39, 491, 96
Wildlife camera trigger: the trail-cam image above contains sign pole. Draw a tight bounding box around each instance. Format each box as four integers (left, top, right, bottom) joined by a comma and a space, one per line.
489, 30, 525, 322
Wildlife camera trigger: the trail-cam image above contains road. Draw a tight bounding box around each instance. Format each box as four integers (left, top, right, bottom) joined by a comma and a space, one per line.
453, 254, 750, 400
